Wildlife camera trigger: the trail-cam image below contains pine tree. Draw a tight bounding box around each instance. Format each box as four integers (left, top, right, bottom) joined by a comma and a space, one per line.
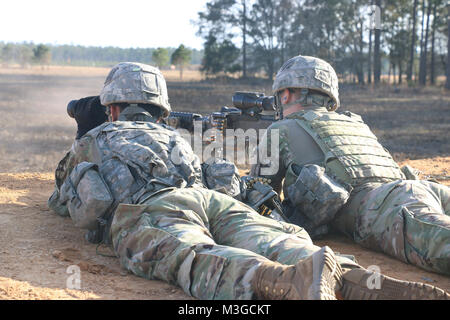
171, 45, 192, 80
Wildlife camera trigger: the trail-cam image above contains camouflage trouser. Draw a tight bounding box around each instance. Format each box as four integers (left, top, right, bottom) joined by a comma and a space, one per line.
335, 180, 450, 275
110, 187, 355, 300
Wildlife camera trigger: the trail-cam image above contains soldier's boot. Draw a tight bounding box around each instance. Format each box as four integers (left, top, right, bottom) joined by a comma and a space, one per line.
252, 246, 343, 300
340, 268, 450, 300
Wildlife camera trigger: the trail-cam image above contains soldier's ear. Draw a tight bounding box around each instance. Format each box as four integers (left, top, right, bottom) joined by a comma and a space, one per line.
281, 89, 291, 104
110, 105, 121, 122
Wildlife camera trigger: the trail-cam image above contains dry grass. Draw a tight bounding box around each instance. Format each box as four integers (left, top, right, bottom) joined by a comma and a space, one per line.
161, 69, 204, 82
0, 65, 204, 81
339, 84, 450, 161
0, 66, 448, 173
0, 65, 110, 77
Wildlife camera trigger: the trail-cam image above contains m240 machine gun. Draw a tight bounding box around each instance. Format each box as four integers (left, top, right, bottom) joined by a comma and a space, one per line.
165, 91, 281, 139
67, 92, 281, 141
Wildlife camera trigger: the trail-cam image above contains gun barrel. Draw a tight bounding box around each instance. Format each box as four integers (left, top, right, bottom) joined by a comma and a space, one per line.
167, 111, 209, 132
168, 111, 204, 120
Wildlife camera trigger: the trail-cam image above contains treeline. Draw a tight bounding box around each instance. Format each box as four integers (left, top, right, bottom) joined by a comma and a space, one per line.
0, 42, 203, 68
196, 0, 449, 87
0, 42, 51, 67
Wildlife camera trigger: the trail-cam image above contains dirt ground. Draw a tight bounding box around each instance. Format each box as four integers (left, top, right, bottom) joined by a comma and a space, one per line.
0, 158, 449, 300
0, 172, 192, 300
0, 66, 449, 299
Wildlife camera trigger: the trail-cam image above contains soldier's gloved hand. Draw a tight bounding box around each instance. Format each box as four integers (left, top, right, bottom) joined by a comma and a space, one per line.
241, 176, 278, 216
400, 165, 421, 180
201, 158, 241, 198
67, 96, 107, 139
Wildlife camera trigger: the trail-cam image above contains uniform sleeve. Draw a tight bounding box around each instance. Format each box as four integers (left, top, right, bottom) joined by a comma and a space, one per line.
47, 136, 94, 216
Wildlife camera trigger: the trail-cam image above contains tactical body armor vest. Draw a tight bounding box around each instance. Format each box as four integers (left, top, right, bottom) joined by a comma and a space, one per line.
287, 110, 404, 188
53, 120, 203, 243
84, 120, 203, 205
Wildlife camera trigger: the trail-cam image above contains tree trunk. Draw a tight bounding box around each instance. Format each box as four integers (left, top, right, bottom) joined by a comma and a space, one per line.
269, 56, 274, 81
430, 0, 437, 85
388, 63, 392, 83
242, 0, 247, 79
368, 28, 373, 84
447, 3, 450, 89
358, 20, 365, 85
374, 0, 382, 84
393, 63, 396, 84
368, 0, 374, 84
399, 63, 403, 84
408, 0, 418, 81
419, 0, 432, 85
418, 0, 426, 83
280, 0, 288, 65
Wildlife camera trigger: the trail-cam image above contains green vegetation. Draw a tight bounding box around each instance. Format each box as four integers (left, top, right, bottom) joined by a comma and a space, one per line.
196, 0, 449, 85
0, 0, 447, 86
152, 48, 170, 68
171, 44, 192, 80
33, 44, 51, 67
0, 42, 203, 68
201, 35, 241, 75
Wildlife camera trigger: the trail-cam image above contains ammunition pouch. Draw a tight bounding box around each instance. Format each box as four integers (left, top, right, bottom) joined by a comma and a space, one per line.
48, 188, 70, 217
60, 162, 114, 231
202, 158, 242, 199
287, 164, 351, 228
282, 200, 329, 239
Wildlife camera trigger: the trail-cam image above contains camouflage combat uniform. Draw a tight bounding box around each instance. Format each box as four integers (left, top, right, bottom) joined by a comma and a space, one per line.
252, 56, 450, 276
49, 107, 358, 300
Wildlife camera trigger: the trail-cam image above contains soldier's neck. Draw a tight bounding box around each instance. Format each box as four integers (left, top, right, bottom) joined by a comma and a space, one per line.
285, 105, 328, 117
118, 105, 157, 123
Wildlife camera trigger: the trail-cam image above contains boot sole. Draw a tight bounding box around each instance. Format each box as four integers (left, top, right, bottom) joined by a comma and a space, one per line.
311, 246, 343, 300
342, 269, 450, 300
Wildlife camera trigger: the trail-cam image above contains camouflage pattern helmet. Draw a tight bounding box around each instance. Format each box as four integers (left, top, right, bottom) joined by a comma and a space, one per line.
273, 55, 340, 111
100, 62, 171, 117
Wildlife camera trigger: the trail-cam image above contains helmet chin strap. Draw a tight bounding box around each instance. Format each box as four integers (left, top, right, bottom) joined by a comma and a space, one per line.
279, 89, 310, 114
281, 98, 305, 112
105, 106, 113, 122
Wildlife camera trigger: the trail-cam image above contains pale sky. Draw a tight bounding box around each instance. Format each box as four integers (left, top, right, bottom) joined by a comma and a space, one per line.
0, 0, 207, 49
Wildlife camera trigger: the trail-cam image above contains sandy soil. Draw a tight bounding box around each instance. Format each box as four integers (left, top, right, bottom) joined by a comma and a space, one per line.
0, 158, 449, 300
0, 172, 191, 300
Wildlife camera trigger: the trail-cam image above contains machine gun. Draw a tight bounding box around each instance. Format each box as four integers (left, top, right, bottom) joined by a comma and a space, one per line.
66, 92, 285, 222
67, 92, 281, 141
165, 91, 281, 142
